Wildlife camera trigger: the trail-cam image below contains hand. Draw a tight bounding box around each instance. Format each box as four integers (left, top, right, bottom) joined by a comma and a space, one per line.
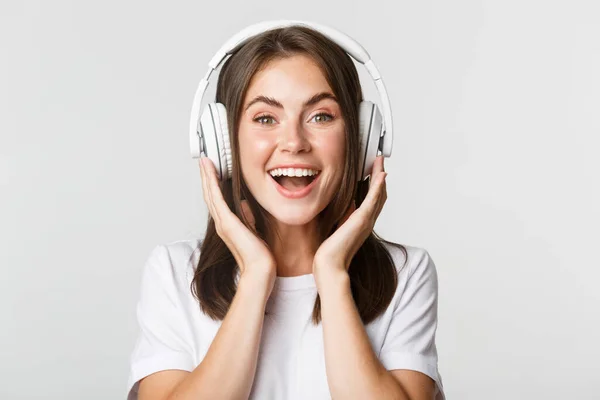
199, 157, 276, 288
312, 155, 388, 282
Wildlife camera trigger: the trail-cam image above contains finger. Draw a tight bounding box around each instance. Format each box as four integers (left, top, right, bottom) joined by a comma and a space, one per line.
202, 157, 235, 225
200, 158, 219, 224
374, 174, 388, 218
369, 156, 385, 190
375, 154, 384, 172
375, 155, 385, 174
360, 171, 388, 218
361, 156, 386, 218
374, 175, 387, 222
199, 158, 213, 216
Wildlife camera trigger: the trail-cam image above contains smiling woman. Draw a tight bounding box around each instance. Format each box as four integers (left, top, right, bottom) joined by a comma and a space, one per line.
126, 21, 445, 400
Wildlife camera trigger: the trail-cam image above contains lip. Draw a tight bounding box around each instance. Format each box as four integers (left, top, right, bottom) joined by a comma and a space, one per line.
269, 172, 321, 199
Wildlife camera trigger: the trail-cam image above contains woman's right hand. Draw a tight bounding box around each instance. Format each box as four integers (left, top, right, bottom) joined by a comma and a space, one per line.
199, 157, 276, 289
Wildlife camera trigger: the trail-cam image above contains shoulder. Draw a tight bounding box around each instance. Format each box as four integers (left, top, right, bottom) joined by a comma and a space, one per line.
380, 241, 438, 281
159, 238, 202, 265
142, 238, 203, 287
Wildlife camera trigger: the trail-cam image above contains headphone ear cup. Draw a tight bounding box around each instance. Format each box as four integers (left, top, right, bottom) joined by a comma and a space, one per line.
358, 101, 383, 181
213, 103, 232, 180
199, 103, 232, 180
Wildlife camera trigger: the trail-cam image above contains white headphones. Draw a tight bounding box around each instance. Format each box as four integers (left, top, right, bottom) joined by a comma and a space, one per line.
189, 20, 394, 181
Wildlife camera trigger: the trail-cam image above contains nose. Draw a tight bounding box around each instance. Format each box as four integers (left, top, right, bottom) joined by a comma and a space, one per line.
278, 120, 311, 154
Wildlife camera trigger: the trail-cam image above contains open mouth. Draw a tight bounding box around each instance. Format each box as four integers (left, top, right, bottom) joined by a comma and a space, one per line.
271, 174, 318, 191
267, 168, 321, 199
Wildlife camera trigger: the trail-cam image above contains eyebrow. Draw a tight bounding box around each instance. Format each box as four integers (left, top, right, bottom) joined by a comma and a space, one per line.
244, 92, 338, 112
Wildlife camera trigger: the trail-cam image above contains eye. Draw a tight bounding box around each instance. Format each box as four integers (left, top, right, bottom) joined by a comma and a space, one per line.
311, 113, 334, 123
253, 114, 276, 125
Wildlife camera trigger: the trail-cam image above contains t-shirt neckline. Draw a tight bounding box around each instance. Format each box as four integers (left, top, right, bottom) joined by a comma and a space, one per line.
273, 273, 316, 291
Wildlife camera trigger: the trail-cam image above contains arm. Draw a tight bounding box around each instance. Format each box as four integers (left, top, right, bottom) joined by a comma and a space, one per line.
135, 157, 278, 399
139, 273, 272, 400
318, 270, 436, 400
311, 157, 441, 399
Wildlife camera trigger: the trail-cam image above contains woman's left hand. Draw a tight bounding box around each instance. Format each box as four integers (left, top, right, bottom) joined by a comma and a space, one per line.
312, 155, 388, 283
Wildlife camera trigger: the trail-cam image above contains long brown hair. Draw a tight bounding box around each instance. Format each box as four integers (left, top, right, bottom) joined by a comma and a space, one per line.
191, 25, 407, 325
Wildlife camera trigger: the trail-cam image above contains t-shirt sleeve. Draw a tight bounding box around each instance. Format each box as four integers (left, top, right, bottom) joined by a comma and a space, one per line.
126, 245, 195, 400
379, 248, 445, 400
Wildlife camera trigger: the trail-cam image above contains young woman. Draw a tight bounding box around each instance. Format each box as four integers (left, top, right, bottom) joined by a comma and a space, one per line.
127, 23, 445, 400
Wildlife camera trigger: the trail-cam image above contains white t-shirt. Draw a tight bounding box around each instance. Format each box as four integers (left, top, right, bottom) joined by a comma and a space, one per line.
126, 239, 446, 399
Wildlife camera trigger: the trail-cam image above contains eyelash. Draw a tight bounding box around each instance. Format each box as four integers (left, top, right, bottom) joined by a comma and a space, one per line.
253, 112, 335, 125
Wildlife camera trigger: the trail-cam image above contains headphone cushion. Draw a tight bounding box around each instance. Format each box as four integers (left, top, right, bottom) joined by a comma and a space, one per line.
213, 103, 232, 180
358, 101, 383, 181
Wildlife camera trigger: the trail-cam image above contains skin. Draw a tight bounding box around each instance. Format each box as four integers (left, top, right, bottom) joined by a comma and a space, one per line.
237, 54, 346, 278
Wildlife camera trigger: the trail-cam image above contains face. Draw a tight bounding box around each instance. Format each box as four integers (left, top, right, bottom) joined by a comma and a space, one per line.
237, 54, 346, 227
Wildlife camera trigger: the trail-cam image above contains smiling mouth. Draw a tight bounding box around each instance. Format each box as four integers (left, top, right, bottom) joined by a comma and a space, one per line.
268, 172, 322, 199
271, 174, 317, 190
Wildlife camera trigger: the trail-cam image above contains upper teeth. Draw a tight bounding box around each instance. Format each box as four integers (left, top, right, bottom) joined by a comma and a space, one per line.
269, 168, 320, 177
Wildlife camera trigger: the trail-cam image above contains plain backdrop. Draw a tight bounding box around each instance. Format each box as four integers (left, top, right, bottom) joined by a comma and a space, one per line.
1, 0, 598, 399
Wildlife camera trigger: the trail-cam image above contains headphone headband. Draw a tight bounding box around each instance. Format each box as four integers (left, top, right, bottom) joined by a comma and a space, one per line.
190, 20, 393, 157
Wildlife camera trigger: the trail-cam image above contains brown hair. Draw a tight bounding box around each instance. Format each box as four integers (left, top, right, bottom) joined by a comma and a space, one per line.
191, 25, 407, 325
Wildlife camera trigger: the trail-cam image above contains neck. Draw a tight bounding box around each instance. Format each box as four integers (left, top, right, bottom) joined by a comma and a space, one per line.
267, 219, 320, 277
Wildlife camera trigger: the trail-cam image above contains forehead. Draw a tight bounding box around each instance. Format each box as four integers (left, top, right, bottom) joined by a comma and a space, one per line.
244, 54, 333, 98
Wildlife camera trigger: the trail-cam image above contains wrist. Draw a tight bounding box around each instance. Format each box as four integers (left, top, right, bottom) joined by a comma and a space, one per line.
238, 270, 275, 301
314, 267, 350, 297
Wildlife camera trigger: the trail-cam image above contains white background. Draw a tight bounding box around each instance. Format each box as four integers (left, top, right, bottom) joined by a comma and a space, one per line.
1, 0, 598, 399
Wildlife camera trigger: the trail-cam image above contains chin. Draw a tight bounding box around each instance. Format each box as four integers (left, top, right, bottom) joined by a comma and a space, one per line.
266, 204, 321, 226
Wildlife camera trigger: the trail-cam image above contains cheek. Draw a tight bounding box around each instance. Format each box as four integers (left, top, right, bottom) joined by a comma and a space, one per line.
238, 130, 275, 176
312, 127, 347, 192
318, 126, 346, 165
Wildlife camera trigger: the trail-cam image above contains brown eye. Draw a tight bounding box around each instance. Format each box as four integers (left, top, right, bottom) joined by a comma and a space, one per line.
311, 113, 334, 123
254, 115, 276, 125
